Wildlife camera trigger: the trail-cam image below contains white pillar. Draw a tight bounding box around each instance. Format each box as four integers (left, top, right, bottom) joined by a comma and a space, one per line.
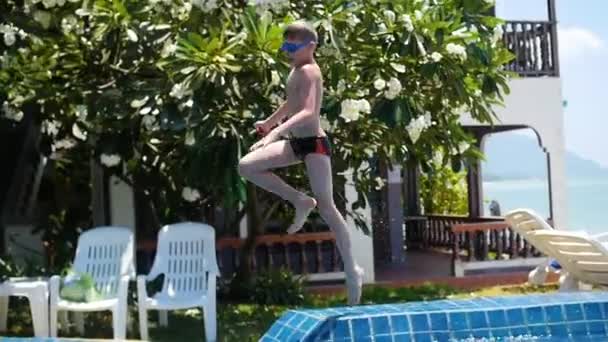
108, 176, 136, 230
344, 168, 375, 284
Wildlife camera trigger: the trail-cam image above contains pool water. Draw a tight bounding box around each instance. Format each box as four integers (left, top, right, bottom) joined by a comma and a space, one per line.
261, 292, 608, 342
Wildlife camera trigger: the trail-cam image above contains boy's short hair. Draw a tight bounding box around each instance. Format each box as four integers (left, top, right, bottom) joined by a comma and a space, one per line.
283, 22, 318, 43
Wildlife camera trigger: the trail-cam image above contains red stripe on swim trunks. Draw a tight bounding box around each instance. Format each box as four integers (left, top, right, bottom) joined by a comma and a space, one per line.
315, 139, 329, 155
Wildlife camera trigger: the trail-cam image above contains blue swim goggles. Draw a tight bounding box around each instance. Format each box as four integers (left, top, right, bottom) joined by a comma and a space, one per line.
280, 41, 310, 53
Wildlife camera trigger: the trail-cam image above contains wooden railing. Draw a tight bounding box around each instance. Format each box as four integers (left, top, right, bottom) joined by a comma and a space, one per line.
451, 221, 546, 277
137, 232, 344, 282
406, 215, 503, 250
502, 20, 559, 77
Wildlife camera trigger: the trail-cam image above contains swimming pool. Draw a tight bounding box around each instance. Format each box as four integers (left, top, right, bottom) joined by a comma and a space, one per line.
261, 292, 608, 341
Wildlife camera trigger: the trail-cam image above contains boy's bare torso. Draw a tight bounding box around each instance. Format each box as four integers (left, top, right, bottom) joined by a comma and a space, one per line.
285, 63, 324, 138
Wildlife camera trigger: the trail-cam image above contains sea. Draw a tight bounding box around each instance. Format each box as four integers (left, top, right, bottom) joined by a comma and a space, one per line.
483, 178, 608, 235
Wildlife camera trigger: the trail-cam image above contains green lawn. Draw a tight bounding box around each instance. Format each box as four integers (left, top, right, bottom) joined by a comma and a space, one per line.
1, 283, 560, 341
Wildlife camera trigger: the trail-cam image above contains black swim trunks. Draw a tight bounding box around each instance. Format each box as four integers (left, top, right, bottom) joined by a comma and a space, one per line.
287, 136, 332, 160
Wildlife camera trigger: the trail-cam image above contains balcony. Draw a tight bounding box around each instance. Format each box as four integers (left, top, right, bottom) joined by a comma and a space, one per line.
502, 20, 560, 77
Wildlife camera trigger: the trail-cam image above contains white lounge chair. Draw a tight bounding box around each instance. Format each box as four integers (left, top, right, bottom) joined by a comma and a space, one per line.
49, 226, 135, 339
529, 229, 608, 291
505, 209, 559, 285
137, 222, 220, 342
506, 209, 608, 290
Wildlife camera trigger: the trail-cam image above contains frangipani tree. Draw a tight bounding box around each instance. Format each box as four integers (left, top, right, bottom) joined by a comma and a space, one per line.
0, 0, 511, 260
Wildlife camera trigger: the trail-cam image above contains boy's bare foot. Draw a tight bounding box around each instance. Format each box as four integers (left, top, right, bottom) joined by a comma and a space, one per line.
287, 195, 317, 234
347, 266, 364, 306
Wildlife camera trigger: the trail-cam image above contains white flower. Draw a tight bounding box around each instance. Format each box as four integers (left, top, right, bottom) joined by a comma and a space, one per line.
383, 10, 396, 23
3, 32, 16, 46
406, 115, 432, 143
458, 141, 470, 153
377, 23, 387, 33
374, 177, 386, 190
400, 14, 414, 32
492, 25, 504, 45
131, 96, 149, 108
347, 13, 361, 27
42, 120, 60, 136
414, 10, 423, 21
384, 77, 402, 100
142, 115, 156, 130
53, 138, 77, 150
249, 0, 289, 12
61, 15, 78, 34
483, 0, 494, 4
169, 82, 192, 99
182, 187, 201, 202
100, 154, 121, 167
42, 0, 56, 8
161, 39, 177, 58
185, 131, 196, 146
430, 52, 443, 62
126, 29, 138, 42
374, 79, 386, 91
2, 102, 23, 122
270, 70, 281, 86
72, 123, 87, 141
339, 99, 370, 123
193, 0, 218, 12
269, 93, 282, 106
446, 43, 467, 61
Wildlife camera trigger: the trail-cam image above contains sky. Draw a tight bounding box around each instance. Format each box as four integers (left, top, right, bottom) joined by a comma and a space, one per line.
495, 0, 608, 168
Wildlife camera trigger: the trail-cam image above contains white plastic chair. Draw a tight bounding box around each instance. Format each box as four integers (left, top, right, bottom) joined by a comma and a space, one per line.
49, 226, 135, 339
530, 230, 608, 291
137, 222, 220, 342
505, 209, 559, 285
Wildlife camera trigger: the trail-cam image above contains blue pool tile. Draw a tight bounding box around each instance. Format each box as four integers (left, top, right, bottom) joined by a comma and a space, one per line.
392, 333, 412, 341
449, 312, 469, 331
526, 306, 545, 325
491, 328, 510, 338
588, 321, 606, 335
468, 311, 489, 329
432, 332, 450, 342
352, 318, 371, 337
430, 313, 448, 331
390, 315, 410, 333
568, 322, 588, 335
471, 329, 491, 338
411, 314, 430, 332
584, 303, 603, 320
374, 336, 392, 342
529, 324, 548, 336
300, 317, 317, 331
452, 331, 471, 340
266, 322, 283, 337
565, 304, 585, 321
602, 303, 608, 319
511, 326, 529, 337
287, 331, 305, 341
334, 320, 351, 339
506, 308, 526, 326
372, 317, 390, 335
277, 327, 294, 340
545, 305, 564, 323
413, 332, 433, 342
488, 310, 507, 328
549, 323, 569, 337
353, 336, 372, 342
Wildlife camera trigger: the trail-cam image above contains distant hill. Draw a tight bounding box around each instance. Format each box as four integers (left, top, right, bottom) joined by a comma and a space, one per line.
482, 132, 608, 181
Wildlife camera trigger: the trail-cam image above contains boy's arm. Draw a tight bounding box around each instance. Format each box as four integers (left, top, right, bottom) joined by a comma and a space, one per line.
273, 68, 318, 136
264, 101, 289, 127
